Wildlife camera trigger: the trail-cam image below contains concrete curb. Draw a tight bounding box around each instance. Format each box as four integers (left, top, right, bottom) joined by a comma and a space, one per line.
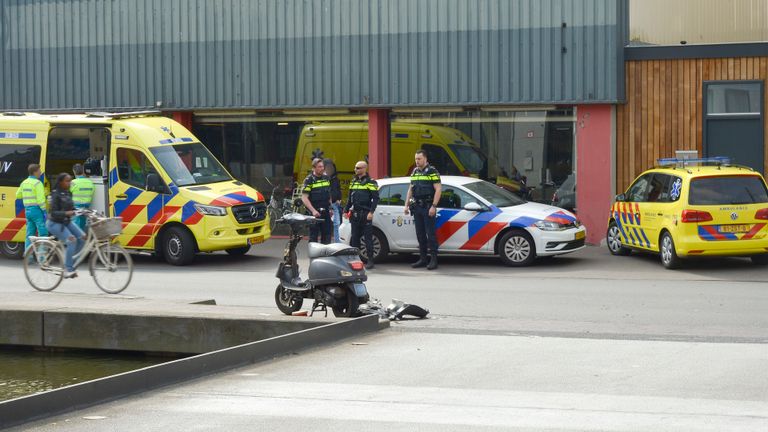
0, 314, 384, 430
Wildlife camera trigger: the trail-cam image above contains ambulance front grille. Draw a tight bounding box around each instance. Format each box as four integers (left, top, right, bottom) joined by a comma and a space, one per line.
231, 202, 267, 224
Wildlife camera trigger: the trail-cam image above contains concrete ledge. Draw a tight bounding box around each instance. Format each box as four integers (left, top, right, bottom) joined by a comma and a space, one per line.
0, 310, 42, 346
0, 313, 382, 429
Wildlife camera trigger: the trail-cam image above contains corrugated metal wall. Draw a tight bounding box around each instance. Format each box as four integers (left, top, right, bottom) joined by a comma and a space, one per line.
0, 0, 627, 111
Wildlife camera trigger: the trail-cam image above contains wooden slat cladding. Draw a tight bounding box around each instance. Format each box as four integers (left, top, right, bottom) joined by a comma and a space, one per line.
617, 57, 768, 191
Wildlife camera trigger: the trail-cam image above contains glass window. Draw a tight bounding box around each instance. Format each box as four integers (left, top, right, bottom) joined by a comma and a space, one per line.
647, 174, 672, 203
463, 180, 525, 208
689, 175, 768, 205
378, 183, 409, 206
0, 144, 41, 187
448, 144, 487, 176
116, 148, 159, 190
706, 82, 762, 115
438, 186, 479, 209
150, 143, 232, 186
626, 174, 652, 202
422, 144, 460, 175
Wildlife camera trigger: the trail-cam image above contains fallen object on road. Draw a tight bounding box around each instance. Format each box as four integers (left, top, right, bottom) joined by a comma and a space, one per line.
360, 298, 429, 321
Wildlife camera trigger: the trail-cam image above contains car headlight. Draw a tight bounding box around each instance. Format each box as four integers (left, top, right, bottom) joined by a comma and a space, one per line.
534, 220, 567, 231
194, 203, 227, 216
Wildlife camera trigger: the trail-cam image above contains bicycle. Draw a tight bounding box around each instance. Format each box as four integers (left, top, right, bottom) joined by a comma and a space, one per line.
266, 178, 301, 231
23, 209, 134, 294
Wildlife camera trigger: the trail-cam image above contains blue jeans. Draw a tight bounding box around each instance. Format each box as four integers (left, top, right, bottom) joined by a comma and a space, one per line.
73, 204, 90, 233
45, 220, 85, 272
24, 206, 48, 251
331, 202, 342, 243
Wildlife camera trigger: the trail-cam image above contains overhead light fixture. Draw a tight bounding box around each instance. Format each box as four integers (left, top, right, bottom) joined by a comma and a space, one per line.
193, 110, 256, 116
277, 122, 289, 126
282, 109, 350, 115
480, 105, 557, 112
392, 107, 464, 113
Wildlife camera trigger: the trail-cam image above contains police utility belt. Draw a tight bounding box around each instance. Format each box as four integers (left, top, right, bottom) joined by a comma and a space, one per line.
410, 197, 434, 208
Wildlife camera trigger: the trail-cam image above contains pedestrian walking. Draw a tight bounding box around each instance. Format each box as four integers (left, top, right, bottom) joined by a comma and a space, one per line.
404, 149, 441, 270
324, 158, 343, 243
344, 161, 379, 269
16, 164, 48, 253
70, 163, 94, 232
301, 158, 333, 244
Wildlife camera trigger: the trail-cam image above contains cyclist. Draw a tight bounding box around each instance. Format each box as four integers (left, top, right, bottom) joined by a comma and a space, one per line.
46, 173, 86, 278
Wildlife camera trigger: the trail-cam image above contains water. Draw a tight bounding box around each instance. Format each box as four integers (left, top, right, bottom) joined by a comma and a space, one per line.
0, 349, 169, 402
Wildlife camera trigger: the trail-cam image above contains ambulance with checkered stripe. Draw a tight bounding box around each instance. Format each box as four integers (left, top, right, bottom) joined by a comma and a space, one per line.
0, 112, 269, 265
606, 157, 768, 269
339, 176, 586, 266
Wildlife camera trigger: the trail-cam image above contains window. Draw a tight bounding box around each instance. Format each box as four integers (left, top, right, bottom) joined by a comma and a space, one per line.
422, 144, 460, 175
706, 82, 762, 115
0, 144, 41, 187
626, 174, 652, 202
689, 175, 768, 205
438, 186, 479, 209
647, 174, 672, 203
150, 143, 231, 186
463, 180, 525, 207
116, 148, 159, 190
378, 183, 409, 206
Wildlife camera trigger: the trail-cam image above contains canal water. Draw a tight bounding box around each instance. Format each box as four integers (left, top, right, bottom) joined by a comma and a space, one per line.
0, 349, 169, 402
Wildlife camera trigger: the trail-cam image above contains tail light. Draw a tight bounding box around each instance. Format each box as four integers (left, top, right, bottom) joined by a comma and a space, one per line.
349, 261, 364, 271
681, 209, 713, 223
756, 208, 768, 220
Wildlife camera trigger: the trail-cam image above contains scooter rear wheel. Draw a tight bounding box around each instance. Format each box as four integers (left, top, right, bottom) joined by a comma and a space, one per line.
275, 284, 303, 315
331, 284, 360, 318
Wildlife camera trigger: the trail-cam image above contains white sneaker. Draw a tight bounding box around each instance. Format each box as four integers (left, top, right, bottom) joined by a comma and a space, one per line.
64, 271, 78, 279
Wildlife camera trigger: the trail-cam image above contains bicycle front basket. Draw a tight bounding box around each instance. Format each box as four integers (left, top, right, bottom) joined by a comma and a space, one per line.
91, 217, 123, 240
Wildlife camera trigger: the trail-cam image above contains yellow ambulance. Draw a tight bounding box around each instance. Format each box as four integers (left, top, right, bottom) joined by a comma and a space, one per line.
0, 111, 270, 265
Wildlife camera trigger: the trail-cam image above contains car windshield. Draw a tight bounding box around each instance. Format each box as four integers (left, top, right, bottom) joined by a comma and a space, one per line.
689, 175, 768, 205
150, 143, 232, 186
448, 144, 487, 175
464, 180, 526, 207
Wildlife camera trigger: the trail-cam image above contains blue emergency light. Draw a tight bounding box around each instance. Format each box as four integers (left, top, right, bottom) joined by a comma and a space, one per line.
657, 156, 731, 167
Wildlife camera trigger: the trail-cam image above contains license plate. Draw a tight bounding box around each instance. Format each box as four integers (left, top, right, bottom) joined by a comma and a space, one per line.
574, 230, 586, 240
248, 236, 264, 245
718, 224, 751, 233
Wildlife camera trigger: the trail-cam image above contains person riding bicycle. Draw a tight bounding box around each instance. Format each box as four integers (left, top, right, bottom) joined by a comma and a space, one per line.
46, 173, 86, 278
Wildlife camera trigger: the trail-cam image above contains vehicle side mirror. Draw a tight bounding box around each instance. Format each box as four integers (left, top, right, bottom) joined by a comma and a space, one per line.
463, 202, 485, 212
146, 173, 168, 194
616, 193, 626, 202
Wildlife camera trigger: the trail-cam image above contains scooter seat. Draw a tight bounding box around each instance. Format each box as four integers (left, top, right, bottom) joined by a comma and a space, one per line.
308, 242, 359, 259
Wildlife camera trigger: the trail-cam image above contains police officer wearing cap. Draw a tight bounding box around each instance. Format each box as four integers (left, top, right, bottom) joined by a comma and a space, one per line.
301, 158, 333, 244
404, 149, 441, 270
344, 161, 379, 269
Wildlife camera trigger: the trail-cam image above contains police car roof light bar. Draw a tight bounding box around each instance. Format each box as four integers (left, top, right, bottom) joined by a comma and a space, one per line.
657, 156, 731, 168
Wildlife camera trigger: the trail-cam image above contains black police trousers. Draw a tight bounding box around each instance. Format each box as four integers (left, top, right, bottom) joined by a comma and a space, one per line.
349, 210, 375, 262
309, 208, 332, 244
411, 202, 438, 257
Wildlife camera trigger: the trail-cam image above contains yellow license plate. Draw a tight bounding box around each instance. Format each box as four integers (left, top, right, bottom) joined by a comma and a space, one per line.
248, 236, 264, 245
718, 224, 751, 233
575, 231, 586, 240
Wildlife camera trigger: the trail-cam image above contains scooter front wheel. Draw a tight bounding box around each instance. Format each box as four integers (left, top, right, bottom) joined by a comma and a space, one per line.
275, 284, 303, 315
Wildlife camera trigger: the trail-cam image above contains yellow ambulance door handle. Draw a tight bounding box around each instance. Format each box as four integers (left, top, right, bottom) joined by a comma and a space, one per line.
116, 194, 128, 199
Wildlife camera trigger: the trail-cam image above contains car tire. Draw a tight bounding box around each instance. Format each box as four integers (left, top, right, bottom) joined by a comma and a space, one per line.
225, 245, 251, 256
0, 241, 24, 259
498, 230, 536, 267
659, 231, 681, 270
606, 221, 631, 256
359, 229, 389, 263
162, 226, 196, 266
751, 254, 768, 265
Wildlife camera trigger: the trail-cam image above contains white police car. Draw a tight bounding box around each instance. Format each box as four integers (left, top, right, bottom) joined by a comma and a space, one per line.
339, 176, 586, 266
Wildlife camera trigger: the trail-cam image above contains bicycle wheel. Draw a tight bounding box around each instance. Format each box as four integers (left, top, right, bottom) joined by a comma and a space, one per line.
89, 243, 133, 294
23, 239, 64, 292
268, 207, 279, 231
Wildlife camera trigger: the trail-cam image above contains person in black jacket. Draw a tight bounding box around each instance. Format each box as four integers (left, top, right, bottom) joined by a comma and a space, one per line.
45, 173, 86, 278
301, 158, 333, 244
344, 161, 379, 269
324, 158, 343, 243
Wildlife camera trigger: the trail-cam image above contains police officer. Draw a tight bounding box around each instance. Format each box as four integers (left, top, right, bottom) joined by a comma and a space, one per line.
301, 158, 333, 244
344, 161, 379, 269
16, 164, 48, 253
70, 163, 94, 232
404, 149, 441, 270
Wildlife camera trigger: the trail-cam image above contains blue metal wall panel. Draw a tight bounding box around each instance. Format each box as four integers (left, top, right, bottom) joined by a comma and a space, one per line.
0, 0, 627, 110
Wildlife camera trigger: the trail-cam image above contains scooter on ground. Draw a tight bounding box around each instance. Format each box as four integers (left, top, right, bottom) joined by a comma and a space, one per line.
274, 212, 369, 318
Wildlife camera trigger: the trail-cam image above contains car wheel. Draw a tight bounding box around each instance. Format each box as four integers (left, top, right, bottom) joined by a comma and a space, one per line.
606, 221, 631, 256
498, 230, 536, 267
163, 226, 196, 266
359, 229, 389, 263
751, 254, 768, 265
659, 232, 681, 270
0, 241, 23, 259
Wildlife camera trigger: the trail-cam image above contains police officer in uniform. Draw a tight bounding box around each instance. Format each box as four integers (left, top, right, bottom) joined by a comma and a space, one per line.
301, 158, 333, 244
404, 149, 441, 270
344, 161, 379, 269
70, 163, 94, 232
16, 164, 48, 253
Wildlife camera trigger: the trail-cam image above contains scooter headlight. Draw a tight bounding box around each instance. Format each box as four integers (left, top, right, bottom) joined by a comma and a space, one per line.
194, 203, 227, 216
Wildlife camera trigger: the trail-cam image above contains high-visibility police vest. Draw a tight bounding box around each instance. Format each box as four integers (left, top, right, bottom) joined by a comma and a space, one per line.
71, 176, 95, 206
348, 176, 379, 212
410, 165, 441, 199
302, 173, 332, 207
16, 176, 46, 208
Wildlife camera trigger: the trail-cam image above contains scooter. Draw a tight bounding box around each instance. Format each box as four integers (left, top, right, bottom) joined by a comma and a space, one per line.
274, 213, 370, 318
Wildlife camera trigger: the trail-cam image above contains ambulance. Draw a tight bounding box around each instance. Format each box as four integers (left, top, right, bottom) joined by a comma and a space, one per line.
0, 111, 270, 265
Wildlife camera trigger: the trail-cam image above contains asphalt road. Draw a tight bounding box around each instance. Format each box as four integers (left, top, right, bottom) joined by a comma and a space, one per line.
3, 240, 768, 431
